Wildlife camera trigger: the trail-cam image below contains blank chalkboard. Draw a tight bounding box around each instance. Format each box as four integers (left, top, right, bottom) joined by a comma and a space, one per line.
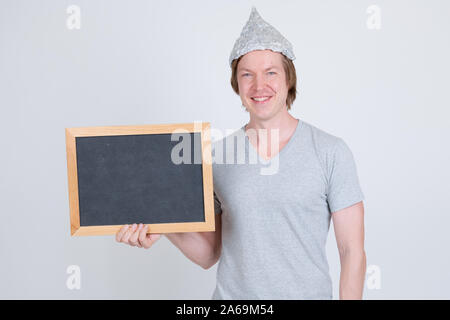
65, 123, 215, 236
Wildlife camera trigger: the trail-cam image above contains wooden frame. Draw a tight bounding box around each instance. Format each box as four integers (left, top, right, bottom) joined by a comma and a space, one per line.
65, 122, 215, 236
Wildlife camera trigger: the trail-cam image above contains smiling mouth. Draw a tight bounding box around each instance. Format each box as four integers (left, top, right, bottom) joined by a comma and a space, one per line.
251, 96, 273, 104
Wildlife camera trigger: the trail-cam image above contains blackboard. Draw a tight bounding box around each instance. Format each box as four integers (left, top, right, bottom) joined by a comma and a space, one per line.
65, 123, 215, 236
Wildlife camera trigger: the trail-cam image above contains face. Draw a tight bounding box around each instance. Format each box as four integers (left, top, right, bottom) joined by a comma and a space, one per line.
237, 50, 289, 121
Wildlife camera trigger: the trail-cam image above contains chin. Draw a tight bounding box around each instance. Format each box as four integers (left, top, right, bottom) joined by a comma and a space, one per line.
247, 103, 282, 121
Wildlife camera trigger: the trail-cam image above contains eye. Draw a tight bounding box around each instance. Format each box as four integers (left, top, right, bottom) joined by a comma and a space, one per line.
242, 73, 251, 77
267, 71, 276, 75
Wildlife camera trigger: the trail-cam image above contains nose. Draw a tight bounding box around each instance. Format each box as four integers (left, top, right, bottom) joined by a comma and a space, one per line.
253, 73, 266, 91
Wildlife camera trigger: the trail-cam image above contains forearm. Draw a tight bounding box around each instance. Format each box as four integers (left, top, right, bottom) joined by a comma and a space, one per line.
165, 232, 219, 269
339, 249, 366, 300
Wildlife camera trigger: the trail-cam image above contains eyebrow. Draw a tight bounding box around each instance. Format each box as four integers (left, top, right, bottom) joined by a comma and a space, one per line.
239, 66, 279, 72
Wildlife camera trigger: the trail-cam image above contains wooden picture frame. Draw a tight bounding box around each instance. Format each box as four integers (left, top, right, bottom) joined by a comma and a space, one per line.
65, 122, 215, 236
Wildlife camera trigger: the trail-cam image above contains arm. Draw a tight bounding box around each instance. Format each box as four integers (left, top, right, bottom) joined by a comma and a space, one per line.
165, 213, 222, 270
332, 201, 366, 300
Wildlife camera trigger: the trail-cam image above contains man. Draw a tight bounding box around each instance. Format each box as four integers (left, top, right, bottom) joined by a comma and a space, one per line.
116, 7, 366, 300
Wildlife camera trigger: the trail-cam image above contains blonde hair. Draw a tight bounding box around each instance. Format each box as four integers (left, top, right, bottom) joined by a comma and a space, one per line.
230, 53, 298, 110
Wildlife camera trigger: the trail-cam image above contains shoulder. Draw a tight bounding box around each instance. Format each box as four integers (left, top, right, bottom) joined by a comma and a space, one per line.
299, 119, 357, 178
299, 119, 344, 154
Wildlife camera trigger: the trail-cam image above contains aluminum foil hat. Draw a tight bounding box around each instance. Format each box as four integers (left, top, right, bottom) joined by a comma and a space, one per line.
229, 7, 296, 67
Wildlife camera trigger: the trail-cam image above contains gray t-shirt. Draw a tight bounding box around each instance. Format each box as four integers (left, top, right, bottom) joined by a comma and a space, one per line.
211, 118, 365, 299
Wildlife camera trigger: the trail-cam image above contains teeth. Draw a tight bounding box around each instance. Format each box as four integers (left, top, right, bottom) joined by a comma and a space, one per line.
252, 97, 270, 102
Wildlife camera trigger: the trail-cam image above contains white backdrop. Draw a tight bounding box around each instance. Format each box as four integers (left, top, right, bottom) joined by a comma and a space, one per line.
0, 0, 449, 299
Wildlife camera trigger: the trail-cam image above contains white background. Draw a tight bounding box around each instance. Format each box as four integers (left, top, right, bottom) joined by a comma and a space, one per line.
0, 0, 449, 299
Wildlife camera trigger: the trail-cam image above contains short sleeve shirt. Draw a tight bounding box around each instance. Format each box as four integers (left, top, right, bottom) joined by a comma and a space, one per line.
211, 118, 365, 299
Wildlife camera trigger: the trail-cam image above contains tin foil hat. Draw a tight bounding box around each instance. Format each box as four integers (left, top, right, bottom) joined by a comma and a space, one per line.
229, 7, 296, 67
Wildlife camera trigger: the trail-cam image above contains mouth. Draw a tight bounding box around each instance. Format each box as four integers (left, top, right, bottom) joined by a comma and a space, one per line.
250, 96, 273, 105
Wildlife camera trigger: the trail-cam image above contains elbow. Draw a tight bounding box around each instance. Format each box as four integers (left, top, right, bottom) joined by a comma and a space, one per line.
202, 256, 220, 270
338, 246, 366, 263
201, 250, 221, 270
202, 262, 214, 270
338, 243, 365, 257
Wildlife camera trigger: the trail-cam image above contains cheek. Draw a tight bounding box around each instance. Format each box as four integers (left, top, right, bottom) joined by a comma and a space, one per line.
269, 79, 288, 106
238, 81, 251, 97
268, 78, 284, 95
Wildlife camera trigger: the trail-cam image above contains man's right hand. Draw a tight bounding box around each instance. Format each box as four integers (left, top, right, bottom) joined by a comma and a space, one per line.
116, 223, 161, 249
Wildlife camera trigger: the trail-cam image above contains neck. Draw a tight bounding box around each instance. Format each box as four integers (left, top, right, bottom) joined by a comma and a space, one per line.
245, 109, 299, 141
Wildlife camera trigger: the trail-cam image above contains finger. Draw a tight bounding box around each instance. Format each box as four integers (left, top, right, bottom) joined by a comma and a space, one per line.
129, 224, 143, 247
122, 223, 137, 244
116, 224, 130, 242
135, 224, 144, 247
138, 224, 150, 248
